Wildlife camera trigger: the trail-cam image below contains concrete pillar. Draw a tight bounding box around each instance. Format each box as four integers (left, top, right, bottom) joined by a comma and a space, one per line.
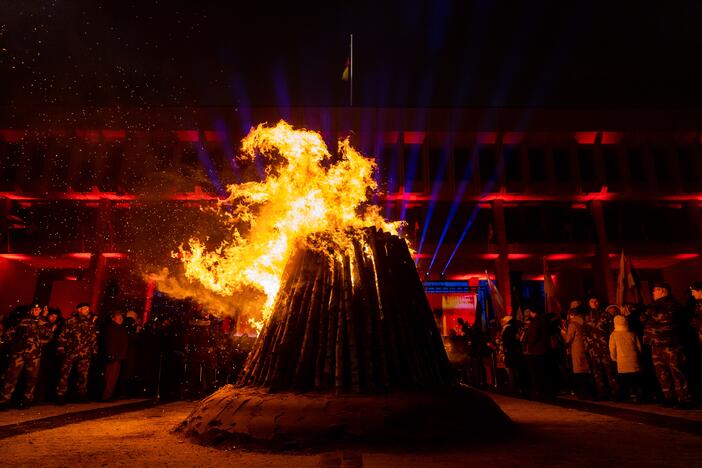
1, 198, 10, 253
89, 253, 108, 315
686, 201, 702, 254
492, 199, 512, 317
88, 199, 113, 315
545, 146, 556, 193
589, 200, 615, 303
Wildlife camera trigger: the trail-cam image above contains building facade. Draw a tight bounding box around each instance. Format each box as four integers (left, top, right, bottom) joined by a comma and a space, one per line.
2, 106, 702, 319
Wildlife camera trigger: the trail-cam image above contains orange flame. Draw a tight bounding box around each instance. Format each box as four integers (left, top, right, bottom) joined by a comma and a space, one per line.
165, 121, 401, 331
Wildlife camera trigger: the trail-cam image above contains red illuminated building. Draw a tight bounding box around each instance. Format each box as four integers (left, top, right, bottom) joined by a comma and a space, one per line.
2, 106, 702, 321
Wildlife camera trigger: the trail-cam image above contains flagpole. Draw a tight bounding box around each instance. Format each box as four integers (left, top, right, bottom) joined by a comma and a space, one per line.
349, 33, 354, 107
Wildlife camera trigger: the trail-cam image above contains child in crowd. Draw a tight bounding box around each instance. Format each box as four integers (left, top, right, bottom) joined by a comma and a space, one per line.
609, 315, 643, 402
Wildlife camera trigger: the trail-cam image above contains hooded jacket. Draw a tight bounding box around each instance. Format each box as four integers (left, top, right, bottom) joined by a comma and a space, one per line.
609, 316, 642, 373
564, 315, 589, 374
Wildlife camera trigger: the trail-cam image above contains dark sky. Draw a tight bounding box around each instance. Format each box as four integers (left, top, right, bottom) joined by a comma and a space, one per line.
1, 1, 702, 108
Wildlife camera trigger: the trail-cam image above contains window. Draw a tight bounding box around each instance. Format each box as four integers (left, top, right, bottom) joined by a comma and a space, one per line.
503, 147, 521, 187
403, 144, 424, 192
528, 148, 546, 182
553, 148, 571, 182
627, 149, 646, 187
652, 150, 670, 188
427, 147, 448, 186
453, 147, 473, 183
379, 145, 400, 193
479, 147, 498, 190
577, 148, 597, 191
677, 149, 699, 192
602, 147, 622, 192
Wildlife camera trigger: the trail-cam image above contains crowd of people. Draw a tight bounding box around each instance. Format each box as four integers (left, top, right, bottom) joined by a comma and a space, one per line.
448, 281, 702, 409
4, 280, 702, 411
0, 300, 255, 410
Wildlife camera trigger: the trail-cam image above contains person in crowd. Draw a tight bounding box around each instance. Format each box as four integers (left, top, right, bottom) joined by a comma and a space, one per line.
0, 304, 54, 409
545, 309, 565, 396
644, 282, 693, 408
55, 302, 98, 404
119, 310, 143, 397
524, 308, 550, 400
35, 308, 62, 402
182, 309, 215, 399
101, 311, 129, 401
609, 315, 643, 402
583, 296, 619, 399
690, 282, 702, 347
500, 315, 523, 394
563, 303, 591, 399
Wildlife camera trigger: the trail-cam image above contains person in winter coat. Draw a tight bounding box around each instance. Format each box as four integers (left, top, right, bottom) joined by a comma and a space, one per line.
500, 315, 523, 394
583, 296, 619, 399
524, 308, 550, 399
101, 312, 129, 401
563, 308, 590, 399
609, 315, 643, 402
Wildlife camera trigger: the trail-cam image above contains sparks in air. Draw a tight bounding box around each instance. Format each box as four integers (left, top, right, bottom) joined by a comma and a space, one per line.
173, 121, 402, 331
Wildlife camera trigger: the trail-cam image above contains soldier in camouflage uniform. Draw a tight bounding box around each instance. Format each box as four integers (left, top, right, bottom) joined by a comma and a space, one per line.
690, 282, 702, 347
582, 296, 619, 399
0, 304, 54, 409
644, 283, 693, 407
55, 302, 98, 404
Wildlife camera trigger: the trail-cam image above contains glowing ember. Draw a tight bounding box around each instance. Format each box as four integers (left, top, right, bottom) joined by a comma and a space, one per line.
163, 121, 401, 331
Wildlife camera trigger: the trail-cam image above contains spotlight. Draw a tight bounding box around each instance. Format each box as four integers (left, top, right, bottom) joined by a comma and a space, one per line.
424, 271, 430, 277
440, 272, 446, 281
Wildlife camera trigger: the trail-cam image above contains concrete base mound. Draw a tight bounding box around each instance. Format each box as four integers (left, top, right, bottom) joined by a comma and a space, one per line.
177, 385, 513, 450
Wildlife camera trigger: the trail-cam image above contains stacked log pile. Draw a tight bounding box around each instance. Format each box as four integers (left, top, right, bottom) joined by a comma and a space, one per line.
237, 227, 454, 393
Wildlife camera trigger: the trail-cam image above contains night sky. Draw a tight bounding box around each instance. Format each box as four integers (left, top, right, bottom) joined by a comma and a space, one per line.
2, 1, 702, 108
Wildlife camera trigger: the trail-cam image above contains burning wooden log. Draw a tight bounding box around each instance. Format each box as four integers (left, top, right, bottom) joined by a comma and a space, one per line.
236, 227, 454, 393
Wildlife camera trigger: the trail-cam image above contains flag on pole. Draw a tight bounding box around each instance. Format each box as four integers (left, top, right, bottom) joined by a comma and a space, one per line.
543, 258, 561, 315
485, 271, 506, 319
341, 57, 350, 81
616, 249, 641, 306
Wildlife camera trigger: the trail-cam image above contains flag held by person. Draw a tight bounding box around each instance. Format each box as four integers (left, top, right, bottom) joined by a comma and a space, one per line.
485, 271, 506, 319
616, 249, 641, 306
543, 258, 561, 315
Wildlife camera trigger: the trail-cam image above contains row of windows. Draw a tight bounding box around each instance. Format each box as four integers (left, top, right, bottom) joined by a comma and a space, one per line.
1, 141, 701, 195
381, 144, 702, 194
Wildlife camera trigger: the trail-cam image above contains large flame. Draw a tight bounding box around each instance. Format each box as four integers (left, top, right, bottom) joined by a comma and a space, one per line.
169, 121, 401, 331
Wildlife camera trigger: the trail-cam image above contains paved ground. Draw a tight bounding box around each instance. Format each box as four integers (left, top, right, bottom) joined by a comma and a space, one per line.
0, 394, 701, 467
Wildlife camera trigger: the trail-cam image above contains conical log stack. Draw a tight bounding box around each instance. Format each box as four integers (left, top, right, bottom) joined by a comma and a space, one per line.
237, 226, 454, 393
178, 227, 512, 449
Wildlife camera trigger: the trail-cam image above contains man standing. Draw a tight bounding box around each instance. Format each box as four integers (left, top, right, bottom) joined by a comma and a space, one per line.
524, 308, 550, 400
101, 311, 128, 401
55, 302, 98, 404
690, 282, 702, 347
583, 296, 619, 399
645, 283, 693, 408
0, 304, 54, 409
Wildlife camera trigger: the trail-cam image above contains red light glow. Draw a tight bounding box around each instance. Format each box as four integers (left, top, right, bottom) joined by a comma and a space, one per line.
175, 130, 200, 142
403, 131, 426, 144
574, 132, 598, 144
102, 130, 126, 140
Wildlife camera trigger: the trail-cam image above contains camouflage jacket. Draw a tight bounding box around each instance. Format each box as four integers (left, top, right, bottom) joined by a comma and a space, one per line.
2, 315, 53, 356
692, 301, 702, 343
644, 296, 684, 348
57, 313, 98, 358
583, 309, 614, 356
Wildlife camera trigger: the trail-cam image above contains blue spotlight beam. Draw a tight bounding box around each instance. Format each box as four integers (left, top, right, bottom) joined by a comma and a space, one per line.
416, 140, 450, 265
